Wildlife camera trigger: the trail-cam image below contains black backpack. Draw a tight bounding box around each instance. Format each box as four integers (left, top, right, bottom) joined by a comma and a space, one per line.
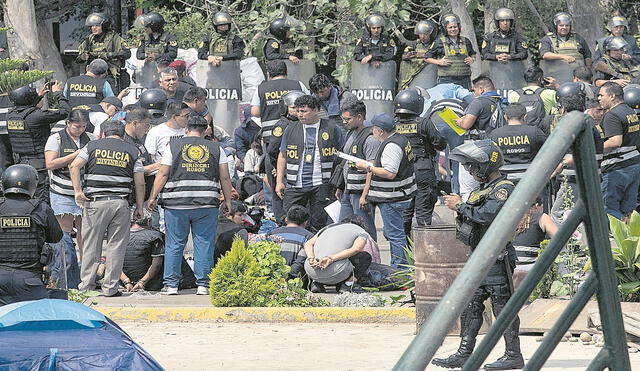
478, 96, 508, 133
515, 88, 546, 127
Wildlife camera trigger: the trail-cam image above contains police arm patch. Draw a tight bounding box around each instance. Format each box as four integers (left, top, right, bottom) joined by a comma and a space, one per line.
481, 40, 487, 49
169, 40, 178, 46
321, 132, 329, 140
494, 188, 509, 201
273, 126, 283, 137
271, 41, 279, 49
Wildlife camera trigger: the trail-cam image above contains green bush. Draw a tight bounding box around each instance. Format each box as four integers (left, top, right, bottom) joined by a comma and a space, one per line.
248, 240, 290, 280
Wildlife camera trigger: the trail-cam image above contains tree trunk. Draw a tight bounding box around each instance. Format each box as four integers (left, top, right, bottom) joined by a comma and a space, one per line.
449, 0, 481, 78
36, 20, 67, 81
483, 0, 501, 35
566, 0, 604, 52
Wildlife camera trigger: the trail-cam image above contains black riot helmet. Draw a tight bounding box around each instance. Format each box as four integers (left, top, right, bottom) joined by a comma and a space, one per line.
414, 20, 436, 39
138, 89, 167, 116
603, 36, 629, 52
394, 89, 424, 116
280, 90, 306, 117
9, 85, 39, 107
142, 12, 165, 33
269, 18, 291, 40
440, 14, 461, 32
624, 86, 640, 109
449, 139, 504, 181
556, 82, 585, 99
85, 12, 110, 32
494, 8, 515, 29
212, 11, 232, 31
1, 164, 38, 197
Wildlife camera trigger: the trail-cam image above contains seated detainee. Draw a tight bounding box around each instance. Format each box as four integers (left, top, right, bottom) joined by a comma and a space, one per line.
213, 200, 250, 266
269, 205, 315, 279
120, 214, 196, 292
303, 215, 372, 293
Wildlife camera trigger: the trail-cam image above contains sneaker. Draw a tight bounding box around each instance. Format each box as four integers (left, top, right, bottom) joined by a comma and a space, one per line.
196, 286, 209, 295
309, 282, 326, 293
161, 286, 178, 295
338, 282, 364, 294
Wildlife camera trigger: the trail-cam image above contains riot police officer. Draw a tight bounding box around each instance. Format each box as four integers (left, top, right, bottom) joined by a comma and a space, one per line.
539, 12, 592, 69
399, 20, 438, 89
138, 88, 168, 125
481, 8, 528, 63
353, 14, 397, 67
425, 14, 476, 89
7, 84, 70, 204
77, 13, 131, 94
595, 15, 640, 64
436, 140, 524, 370
394, 89, 446, 231
0, 164, 63, 306
136, 12, 177, 87
594, 37, 640, 87
198, 12, 245, 66
625, 86, 640, 112
264, 17, 302, 63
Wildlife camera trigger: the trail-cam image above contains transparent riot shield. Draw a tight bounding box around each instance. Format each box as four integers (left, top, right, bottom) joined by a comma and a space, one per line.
284, 60, 316, 86
540, 59, 585, 85
489, 60, 527, 90
350, 61, 397, 117
194, 59, 242, 135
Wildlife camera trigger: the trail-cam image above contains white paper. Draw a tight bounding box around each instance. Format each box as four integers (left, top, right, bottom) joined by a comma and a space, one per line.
324, 200, 342, 223
337, 151, 365, 164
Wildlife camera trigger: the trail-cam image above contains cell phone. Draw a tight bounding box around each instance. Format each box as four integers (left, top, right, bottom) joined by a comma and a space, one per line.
44, 79, 53, 90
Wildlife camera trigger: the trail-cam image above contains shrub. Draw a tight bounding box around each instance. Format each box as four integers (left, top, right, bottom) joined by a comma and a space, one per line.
248, 240, 290, 281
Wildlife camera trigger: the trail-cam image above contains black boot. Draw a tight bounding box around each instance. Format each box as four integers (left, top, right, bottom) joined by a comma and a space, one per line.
483, 351, 524, 370
431, 336, 475, 369
485, 292, 524, 370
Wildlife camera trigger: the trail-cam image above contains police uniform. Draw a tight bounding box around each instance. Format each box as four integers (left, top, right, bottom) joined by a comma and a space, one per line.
255, 78, 307, 142
595, 33, 640, 64
65, 74, 108, 110
353, 33, 396, 63
489, 124, 547, 182
0, 93, 13, 176
0, 195, 62, 305
198, 31, 245, 61
480, 30, 528, 61
395, 116, 446, 229
399, 40, 432, 89
6, 93, 70, 204
512, 210, 546, 268
594, 55, 640, 83
539, 32, 592, 64
426, 35, 476, 89
77, 31, 131, 93
136, 31, 178, 64
267, 115, 297, 223
264, 36, 302, 61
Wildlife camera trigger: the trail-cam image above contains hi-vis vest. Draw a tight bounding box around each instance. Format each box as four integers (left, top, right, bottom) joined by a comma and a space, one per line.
160, 137, 222, 208
345, 127, 373, 194
50, 130, 92, 196
209, 32, 235, 57
438, 36, 471, 77
0, 199, 42, 264
84, 138, 138, 198
367, 133, 416, 203
547, 33, 584, 62
284, 120, 339, 186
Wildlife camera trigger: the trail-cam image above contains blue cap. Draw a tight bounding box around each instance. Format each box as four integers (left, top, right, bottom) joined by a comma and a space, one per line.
370, 112, 394, 131
364, 119, 372, 127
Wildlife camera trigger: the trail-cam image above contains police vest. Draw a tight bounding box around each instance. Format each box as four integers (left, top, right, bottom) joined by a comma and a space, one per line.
144, 32, 171, 56
487, 32, 516, 55
50, 130, 92, 196
600, 55, 640, 80
284, 120, 339, 186
0, 93, 12, 135
547, 34, 584, 62
601, 104, 640, 173
345, 127, 373, 194
209, 32, 235, 56
395, 117, 437, 162
6, 106, 42, 156
438, 36, 471, 77
257, 79, 304, 139
367, 133, 416, 203
159, 137, 222, 208
561, 121, 605, 182
491, 125, 538, 181
84, 32, 125, 71
0, 199, 43, 264
66, 74, 105, 109
358, 34, 394, 57
264, 37, 298, 57
399, 41, 430, 88
84, 138, 138, 197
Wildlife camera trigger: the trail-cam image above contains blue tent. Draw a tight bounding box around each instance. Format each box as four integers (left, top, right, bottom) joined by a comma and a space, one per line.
0, 299, 163, 370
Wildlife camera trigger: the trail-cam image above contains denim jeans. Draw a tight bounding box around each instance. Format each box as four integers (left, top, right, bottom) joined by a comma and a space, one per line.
602, 163, 640, 220
164, 207, 219, 288
47, 231, 80, 289
434, 121, 464, 194
378, 200, 412, 268
338, 193, 377, 241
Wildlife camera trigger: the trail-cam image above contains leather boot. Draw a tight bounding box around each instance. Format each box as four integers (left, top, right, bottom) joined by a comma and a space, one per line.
484, 309, 524, 369
431, 336, 475, 369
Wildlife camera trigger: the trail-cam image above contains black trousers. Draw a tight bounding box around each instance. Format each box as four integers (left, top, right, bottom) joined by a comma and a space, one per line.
283, 184, 332, 232
0, 134, 13, 175
0, 268, 47, 306
404, 166, 438, 232
265, 157, 285, 224
349, 251, 372, 284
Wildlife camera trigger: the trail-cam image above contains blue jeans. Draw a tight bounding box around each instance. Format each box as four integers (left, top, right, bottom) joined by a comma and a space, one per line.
378, 200, 411, 268
47, 231, 80, 289
602, 163, 640, 219
164, 207, 219, 288
338, 193, 377, 242
434, 121, 464, 194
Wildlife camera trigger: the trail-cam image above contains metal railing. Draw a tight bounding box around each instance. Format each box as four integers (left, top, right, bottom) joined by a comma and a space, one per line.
393, 111, 631, 370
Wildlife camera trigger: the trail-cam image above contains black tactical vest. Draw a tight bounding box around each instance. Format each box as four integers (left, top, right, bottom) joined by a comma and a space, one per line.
209, 32, 235, 56
257, 79, 304, 139
367, 133, 416, 203
345, 127, 373, 194
6, 106, 42, 156
84, 138, 138, 197
284, 119, 339, 186
50, 130, 92, 196
0, 199, 43, 264
491, 125, 539, 182
66, 74, 105, 109
395, 117, 437, 161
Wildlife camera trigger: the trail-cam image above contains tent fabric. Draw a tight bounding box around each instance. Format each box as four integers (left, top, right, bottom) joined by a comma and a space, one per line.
0, 299, 163, 371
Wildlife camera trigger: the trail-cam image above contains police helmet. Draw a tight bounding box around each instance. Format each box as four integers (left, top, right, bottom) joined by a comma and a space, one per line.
212, 12, 232, 27
414, 20, 435, 37
85, 13, 110, 31
1, 164, 38, 197
553, 12, 572, 26
607, 16, 628, 31
9, 85, 39, 106
409, 86, 431, 101
365, 14, 385, 29
449, 139, 503, 181
269, 18, 291, 39
494, 8, 514, 27
556, 82, 585, 99
279, 90, 306, 116
394, 89, 424, 116
138, 89, 167, 116
604, 36, 628, 52
141, 12, 165, 33
624, 86, 640, 109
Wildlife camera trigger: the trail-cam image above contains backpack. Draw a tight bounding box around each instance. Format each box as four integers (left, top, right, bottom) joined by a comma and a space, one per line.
479, 96, 508, 133
515, 88, 546, 127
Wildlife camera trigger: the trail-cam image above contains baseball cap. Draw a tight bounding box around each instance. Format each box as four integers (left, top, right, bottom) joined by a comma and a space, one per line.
101, 96, 123, 111
370, 112, 395, 131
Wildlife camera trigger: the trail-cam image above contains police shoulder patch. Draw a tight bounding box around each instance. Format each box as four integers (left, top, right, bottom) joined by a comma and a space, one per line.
199, 41, 205, 48
389, 39, 396, 47
481, 40, 487, 49
271, 41, 279, 49
521, 41, 528, 49
273, 126, 283, 137
169, 40, 178, 47
321, 132, 329, 140
494, 188, 509, 201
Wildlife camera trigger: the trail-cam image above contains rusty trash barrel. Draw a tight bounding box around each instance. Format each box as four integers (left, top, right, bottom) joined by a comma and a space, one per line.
413, 224, 470, 332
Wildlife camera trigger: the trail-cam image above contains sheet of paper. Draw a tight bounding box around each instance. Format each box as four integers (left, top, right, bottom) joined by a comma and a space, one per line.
337, 151, 365, 164
324, 200, 342, 223
438, 107, 466, 136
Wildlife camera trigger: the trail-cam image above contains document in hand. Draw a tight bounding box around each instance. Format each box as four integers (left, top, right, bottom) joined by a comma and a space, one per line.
438, 107, 466, 136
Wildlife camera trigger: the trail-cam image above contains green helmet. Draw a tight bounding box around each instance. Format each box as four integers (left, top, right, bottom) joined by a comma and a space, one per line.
365, 14, 385, 28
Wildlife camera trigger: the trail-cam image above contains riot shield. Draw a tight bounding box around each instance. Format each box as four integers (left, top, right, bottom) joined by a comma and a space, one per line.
540, 59, 584, 85
350, 61, 397, 117
408, 64, 438, 90
194, 59, 242, 135
284, 60, 316, 86
488, 60, 527, 90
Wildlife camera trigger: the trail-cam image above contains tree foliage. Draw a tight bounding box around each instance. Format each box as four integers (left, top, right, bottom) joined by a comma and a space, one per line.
0, 29, 53, 94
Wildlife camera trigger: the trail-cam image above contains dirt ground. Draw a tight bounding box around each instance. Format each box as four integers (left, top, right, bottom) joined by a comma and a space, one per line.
119, 321, 640, 371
